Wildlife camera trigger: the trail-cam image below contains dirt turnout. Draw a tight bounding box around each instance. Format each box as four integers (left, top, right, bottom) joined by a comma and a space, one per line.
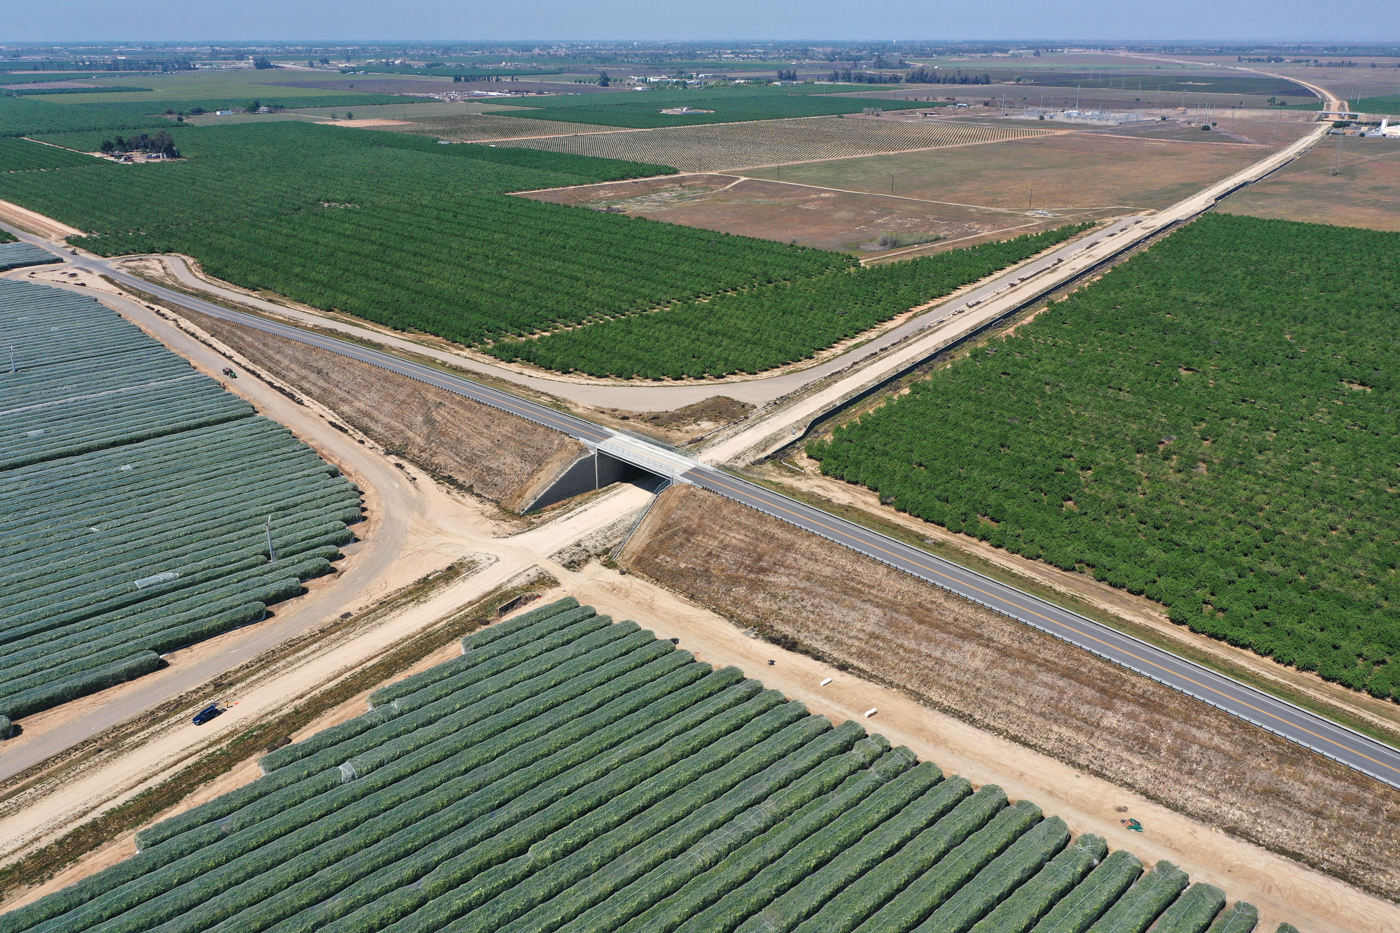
620, 484, 1400, 903
177, 307, 582, 511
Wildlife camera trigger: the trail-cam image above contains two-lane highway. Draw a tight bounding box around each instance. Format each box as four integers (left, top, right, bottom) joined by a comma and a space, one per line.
27, 244, 1397, 793
685, 467, 1400, 791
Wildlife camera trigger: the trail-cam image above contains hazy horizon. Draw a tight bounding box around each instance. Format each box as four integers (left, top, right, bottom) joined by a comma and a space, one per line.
2, 0, 1397, 45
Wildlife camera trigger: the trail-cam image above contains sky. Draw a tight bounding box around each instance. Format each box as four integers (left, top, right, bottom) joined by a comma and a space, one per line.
1, 0, 1397, 44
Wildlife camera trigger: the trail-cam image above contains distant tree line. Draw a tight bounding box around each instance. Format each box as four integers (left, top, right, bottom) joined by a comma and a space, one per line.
905, 67, 994, 85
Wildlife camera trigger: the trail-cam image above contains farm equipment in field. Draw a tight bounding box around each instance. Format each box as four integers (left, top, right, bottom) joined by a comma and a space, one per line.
1120, 818, 1144, 833
222, 367, 237, 378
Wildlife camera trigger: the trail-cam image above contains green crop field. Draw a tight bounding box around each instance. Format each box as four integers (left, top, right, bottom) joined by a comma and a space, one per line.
488, 224, 1091, 379
809, 214, 1400, 698
0, 96, 172, 138
0, 98, 1107, 378
0, 136, 100, 171
0, 597, 1271, 933
0, 114, 857, 345
0, 280, 361, 730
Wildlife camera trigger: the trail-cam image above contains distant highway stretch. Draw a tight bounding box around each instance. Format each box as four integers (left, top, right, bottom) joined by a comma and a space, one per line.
32, 252, 1395, 793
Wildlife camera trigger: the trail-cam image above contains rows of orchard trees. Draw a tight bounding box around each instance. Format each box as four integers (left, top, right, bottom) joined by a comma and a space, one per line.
489, 225, 1090, 379
0, 121, 846, 345
810, 215, 1400, 700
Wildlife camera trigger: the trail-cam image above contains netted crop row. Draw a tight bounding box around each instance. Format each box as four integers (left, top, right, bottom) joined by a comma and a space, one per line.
0, 368, 251, 469
137, 619, 728, 850
498, 117, 1051, 172
735, 776, 974, 933
363, 597, 583, 708
790, 784, 1010, 933
553, 737, 891, 933
671, 761, 944, 933
618, 748, 920, 933
851, 799, 1043, 932
0, 608, 1296, 932
0, 242, 63, 271
497, 723, 880, 933
48, 639, 735, 933
967, 834, 1107, 933
915, 815, 1071, 933
1028, 850, 1143, 933
0, 281, 359, 724
1083, 860, 1188, 933
1151, 883, 1226, 933
1205, 902, 1259, 933
1, 343, 192, 410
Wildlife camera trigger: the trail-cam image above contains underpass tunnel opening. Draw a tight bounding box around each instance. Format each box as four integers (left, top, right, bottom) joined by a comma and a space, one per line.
524, 448, 659, 513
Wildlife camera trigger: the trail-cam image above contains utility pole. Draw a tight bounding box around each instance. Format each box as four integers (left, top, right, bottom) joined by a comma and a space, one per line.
265, 515, 276, 562
1330, 130, 1344, 176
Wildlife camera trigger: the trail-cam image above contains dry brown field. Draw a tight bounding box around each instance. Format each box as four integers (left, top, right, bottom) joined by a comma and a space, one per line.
743, 130, 1268, 213
494, 115, 1053, 172
1215, 136, 1400, 231
177, 307, 583, 511
620, 483, 1400, 902
1094, 113, 1317, 146
378, 112, 628, 143
524, 172, 1067, 253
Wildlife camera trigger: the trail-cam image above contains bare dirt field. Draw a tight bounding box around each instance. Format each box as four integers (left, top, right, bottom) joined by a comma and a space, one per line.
378, 112, 630, 142
619, 484, 1400, 904
525, 172, 1070, 254
1215, 136, 1400, 231
174, 306, 583, 512
1094, 112, 1318, 146
743, 130, 1270, 214
586, 394, 755, 445
497, 115, 1054, 172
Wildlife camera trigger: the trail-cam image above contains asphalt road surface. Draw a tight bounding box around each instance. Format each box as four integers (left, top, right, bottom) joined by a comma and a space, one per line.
46, 255, 1399, 793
